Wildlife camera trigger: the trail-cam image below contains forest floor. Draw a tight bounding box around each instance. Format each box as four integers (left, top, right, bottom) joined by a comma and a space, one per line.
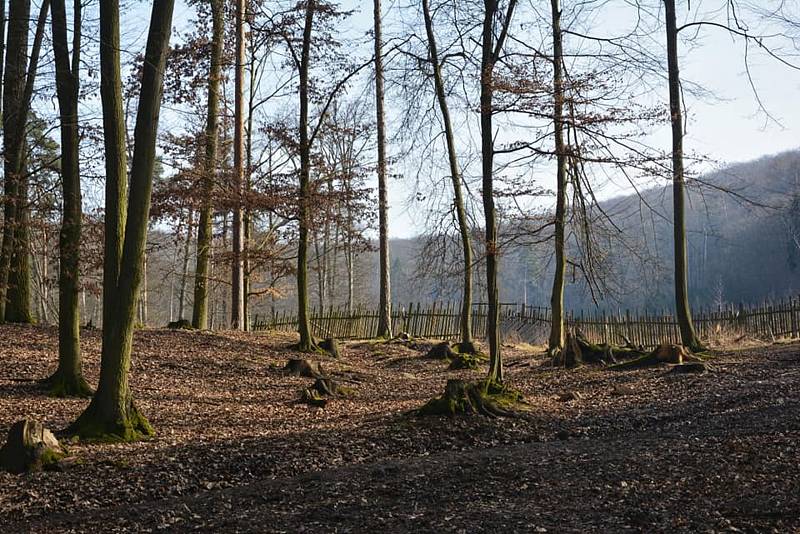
0, 324, 798, 533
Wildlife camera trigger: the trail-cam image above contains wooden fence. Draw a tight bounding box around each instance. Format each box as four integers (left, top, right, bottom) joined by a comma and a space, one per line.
251, 298, 800, 348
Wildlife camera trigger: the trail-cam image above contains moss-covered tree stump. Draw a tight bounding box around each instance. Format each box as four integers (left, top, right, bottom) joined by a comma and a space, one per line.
0, 420, 66, 473
448, 352, 488, 370
285, 359, 325, 378
418, 379, 524, 418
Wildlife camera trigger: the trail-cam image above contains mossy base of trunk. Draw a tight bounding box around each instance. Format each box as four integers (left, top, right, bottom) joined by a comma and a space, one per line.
67, 399, 154, 443
299, 378, 353, 407
453, 340, 479, 355
40, 371, 93, 399
418, 379, 524, 418
426, 341, 459, 360
448, 352, 488, 370
319, 338, 340, 358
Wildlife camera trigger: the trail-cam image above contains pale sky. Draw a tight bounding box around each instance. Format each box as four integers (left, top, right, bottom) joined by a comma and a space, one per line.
135, 0, 800, 238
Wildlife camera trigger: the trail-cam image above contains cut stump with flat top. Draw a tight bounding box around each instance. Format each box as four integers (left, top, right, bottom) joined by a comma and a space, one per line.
0, 419, 65, 474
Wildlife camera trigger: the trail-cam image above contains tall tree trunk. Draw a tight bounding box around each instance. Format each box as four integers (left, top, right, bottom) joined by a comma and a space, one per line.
548, 0, 568, 353
69, 0, 174, 442
0, 0, 48, 323
192, 0, 223, 330
46, 0, 91, 397
296, 0, 318, 352
481, 0, 516, 384
374, 0, 392, 338
230, 0, 246, 330
178, 210, 193, 320
665, 0, 702, 351
422, 0, 475, 352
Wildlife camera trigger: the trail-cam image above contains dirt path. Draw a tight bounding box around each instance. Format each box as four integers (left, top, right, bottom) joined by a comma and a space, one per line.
1, 325, 798, 532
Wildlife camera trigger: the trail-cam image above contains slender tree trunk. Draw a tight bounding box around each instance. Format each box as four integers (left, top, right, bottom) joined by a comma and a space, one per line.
69, 0, 174, 442
296, 0, 318, 351
374, 0, 392, 338
178, 210, 193, 320
481, 0, 516, 383
230, 0, 246, 330
665, 0, 702, 351
0, 0, 48, 323
481, 1, 500, 383
192, 0, 223, 330
422, 0, 475, 352
548, 0, 568, 353
46, 0, 91, 397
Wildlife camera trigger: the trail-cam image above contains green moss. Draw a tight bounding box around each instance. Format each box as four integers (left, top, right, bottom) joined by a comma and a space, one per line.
45, 373, 94, 399
68, 403, 155, 443
38, 447, 66, 468
417, 379, 524, 418
448, 352, 488, 370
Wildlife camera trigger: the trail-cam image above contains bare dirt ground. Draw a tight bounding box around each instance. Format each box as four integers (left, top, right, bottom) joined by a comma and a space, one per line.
0, 323, 798, 533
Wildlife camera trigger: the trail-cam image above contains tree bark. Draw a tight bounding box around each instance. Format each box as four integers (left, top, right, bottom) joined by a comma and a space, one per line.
192, 0, 223, 330
422, 0, 474, 351
0, 0, 49, 323
296, 0, 318, 351
548, 0, 568, 353
178, 209, 193, 320
69, 0, 174, 441
46, 0, 91, 397
665, 0, 702, 351
374, 0, 392, 339
231, 0, 246, 330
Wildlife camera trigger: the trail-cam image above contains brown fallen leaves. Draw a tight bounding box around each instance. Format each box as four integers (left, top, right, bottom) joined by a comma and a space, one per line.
0, 324, 798, 532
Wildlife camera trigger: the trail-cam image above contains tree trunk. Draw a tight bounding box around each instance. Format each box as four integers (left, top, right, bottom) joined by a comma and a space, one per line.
422, 0, 474, 351
0, 0, 48, 324
296, 0, 318, 352
69, 0, 174, 442
548, 0, 568, 353
192, 0, 223, 330
230, 0, 246, 330
178, 209, 193, 320
481, 1, 500, 383
46, 0, 91, 397
665, 0, 702, 351
374, 0, 392, 339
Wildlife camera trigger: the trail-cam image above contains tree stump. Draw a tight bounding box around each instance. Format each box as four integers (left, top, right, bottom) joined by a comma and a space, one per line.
284, 359, 325, 378
417, 379, 523, 418
448, 352, 487, 370
425, 341, 458, 360
319, 338, 340, 358
167, 319, 192, 330
0, 419, 65, 474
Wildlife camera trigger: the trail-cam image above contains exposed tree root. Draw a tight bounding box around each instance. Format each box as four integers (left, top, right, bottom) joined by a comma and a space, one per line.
284, 359, 325, 379
39, 371, 93, 399
611, 343, 700, 371
298, 377, 353, 407
552, 330, 647, 368
67, 398, 154, 443
417, 379, 524, 418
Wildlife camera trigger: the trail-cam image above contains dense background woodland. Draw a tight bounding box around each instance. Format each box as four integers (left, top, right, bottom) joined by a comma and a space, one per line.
0, 0, 799, 531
